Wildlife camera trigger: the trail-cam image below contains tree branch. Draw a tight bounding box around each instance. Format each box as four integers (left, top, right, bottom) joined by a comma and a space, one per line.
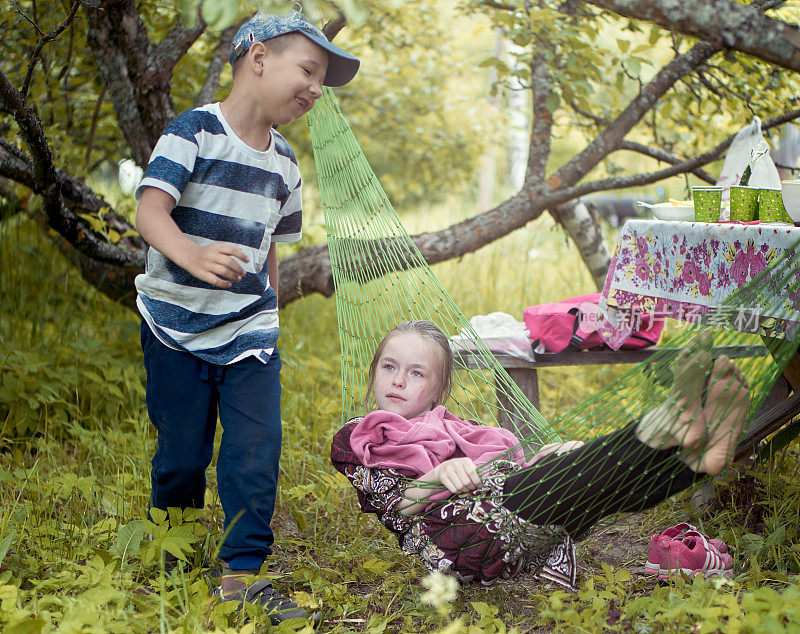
195, 22, 240, 107
83, 0, 176, 165
583, 0, 800, 73
554, 107, 800, 200
546, 40, 719, 192
152, 15, 207, 72
616, 140, 716, 183
322, 9, 346, 41
526, 51, 553, 182
476, 0, 518, 11
0, 68, 142, 268
0, 142, 36, 188
0, 136, 33, 165
569, 100, 610, 126
0, 70, 58, 198
21, 0, 81, 100
84, 83, 106, 167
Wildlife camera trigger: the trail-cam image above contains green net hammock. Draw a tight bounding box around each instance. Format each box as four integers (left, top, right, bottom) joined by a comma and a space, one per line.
308, 89, 555, 443
309, 87, 800, 584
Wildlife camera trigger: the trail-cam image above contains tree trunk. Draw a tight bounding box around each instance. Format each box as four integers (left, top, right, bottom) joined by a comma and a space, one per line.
84, 0, 205, 166
550, 201, 611, 290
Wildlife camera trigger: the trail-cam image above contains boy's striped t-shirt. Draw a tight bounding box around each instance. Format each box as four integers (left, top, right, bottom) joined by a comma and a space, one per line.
134, 102, 302, 365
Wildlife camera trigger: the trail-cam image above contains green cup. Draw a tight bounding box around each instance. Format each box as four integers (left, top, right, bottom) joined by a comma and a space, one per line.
729, 185, 759, 222
758, 188, 793, 223
692, 186, 723, 222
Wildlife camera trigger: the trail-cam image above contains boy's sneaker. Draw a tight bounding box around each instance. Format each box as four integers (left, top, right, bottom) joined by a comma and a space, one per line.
644, 523, 728, 574
658, 533, 733, 579
214, 579, 311, 625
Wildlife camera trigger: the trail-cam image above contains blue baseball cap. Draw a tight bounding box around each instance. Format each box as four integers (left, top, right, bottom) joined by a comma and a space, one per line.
229, 12, 360, 87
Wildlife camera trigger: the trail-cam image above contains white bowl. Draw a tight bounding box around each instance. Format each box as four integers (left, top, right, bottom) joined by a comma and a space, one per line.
781, 180, 800, 222
650, 203, 695, 222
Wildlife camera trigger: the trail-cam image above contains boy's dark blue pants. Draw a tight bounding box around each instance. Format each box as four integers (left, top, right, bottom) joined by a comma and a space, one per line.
141, 322, 282, 571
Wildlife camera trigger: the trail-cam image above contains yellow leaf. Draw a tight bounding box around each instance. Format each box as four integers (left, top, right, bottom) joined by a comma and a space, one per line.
361, 557, 394, 575
292, 590, 321, 609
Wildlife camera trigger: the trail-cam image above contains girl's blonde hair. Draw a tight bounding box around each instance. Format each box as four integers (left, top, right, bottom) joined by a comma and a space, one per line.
365, 320, 453, 409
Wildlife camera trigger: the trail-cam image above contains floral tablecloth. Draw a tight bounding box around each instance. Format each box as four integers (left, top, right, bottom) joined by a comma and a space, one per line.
597, 219, 800, 350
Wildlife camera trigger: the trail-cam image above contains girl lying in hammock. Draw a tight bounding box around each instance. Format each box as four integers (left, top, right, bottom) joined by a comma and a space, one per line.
330, 320, 750, 587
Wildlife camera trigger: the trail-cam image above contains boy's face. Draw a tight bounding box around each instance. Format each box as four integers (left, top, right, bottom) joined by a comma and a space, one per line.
255, 34, 328, 126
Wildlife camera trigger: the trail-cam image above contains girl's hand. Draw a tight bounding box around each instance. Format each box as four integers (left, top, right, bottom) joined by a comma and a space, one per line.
530, 440, 584, 463
433, 458, 482, 495
397, 458, 483, 515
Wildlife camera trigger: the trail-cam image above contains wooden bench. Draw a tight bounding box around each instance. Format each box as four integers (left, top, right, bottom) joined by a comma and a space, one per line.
454, 344, 770, 433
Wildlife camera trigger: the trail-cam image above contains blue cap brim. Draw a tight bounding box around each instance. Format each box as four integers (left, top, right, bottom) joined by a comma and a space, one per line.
299, 33, 360, 87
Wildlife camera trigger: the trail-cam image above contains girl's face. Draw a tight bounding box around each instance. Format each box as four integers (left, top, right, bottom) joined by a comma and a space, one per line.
372, 332, 443, 420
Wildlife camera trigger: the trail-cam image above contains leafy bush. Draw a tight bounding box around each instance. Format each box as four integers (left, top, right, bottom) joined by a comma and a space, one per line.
1, 217, 144, 438
3, 213, 800, 631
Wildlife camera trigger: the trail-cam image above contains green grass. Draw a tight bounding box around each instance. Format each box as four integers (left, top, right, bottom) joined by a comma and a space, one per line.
2, 210, 800, 632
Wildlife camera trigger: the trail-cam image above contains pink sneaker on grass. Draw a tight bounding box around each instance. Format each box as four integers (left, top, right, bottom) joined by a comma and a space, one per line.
644, 523, 728, 575
658, 532, 733, 579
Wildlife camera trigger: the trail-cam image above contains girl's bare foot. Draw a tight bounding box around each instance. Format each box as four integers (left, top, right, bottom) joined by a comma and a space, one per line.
678, 356, 750, 475
636, 331, 714, 450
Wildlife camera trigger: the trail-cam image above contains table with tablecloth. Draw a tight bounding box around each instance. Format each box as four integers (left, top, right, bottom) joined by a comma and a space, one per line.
596, 219, 800, 349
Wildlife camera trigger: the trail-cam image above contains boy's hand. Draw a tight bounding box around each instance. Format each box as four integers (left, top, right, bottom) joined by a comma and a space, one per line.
136, 187, 250, 289
433, 458, 482, 495
184, 243, 249, 289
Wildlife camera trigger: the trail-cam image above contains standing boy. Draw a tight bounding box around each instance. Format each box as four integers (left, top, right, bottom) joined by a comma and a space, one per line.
134, 12, 359, 624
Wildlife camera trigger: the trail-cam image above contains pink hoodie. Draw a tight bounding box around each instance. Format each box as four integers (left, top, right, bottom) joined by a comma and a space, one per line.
349, 405, 525, 479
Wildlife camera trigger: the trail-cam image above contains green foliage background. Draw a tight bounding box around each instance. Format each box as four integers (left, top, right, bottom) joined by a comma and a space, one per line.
3, 205, 800, 631
7, 0, 800, 222
1, 0, 496, 212
5, 0, 800, 630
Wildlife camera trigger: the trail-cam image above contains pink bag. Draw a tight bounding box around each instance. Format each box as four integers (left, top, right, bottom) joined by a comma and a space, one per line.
523, 293, 663, 354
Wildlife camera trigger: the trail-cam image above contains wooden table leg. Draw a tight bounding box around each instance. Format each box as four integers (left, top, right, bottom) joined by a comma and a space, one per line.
782, 353, 800, 391
735, 377, 792, 460
737, 340, 800, 453
495, 368, 540, 445
761, 337, 800, 391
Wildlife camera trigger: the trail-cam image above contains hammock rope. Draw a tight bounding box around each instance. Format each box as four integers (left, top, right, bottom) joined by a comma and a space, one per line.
309, 86, 800, 582
309, 88, 557, 444
309, 87, 800, 440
